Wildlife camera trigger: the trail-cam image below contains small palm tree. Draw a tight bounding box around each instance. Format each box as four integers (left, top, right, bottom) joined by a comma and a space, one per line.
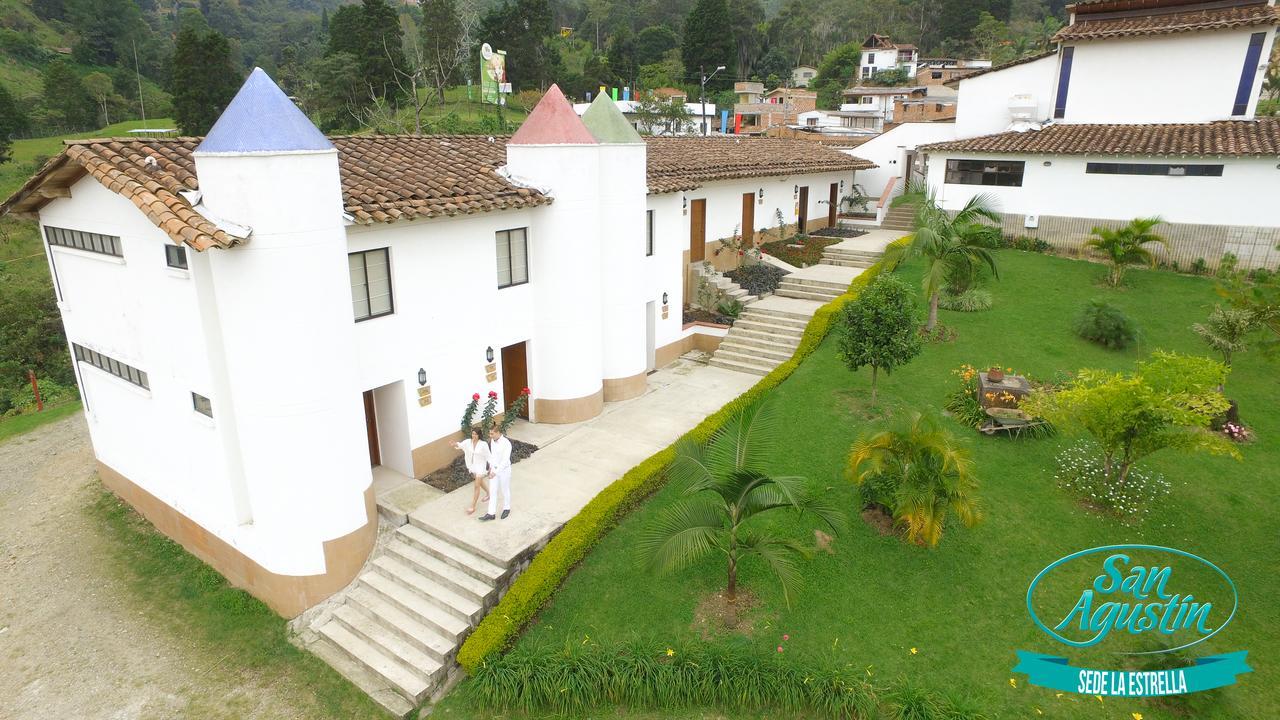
887, 183, 1001, 330
1084, 217, 1167, 287
639, 401, 845, 606
845, 412, 982, 548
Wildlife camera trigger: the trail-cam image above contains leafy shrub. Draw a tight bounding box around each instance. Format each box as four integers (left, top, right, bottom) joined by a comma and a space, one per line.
725, 263, 786, 295
715, 297, 743, 319
1073, 299, 1138, 350
2, 377, 78, 417
938, 288, 992, 312
465, 639, 982, 719
1054, 442, 1170, 522
1190, 257, 1208, 275
1216, 252, 1239, 279
1247, 267, 1273, 284
943, 365, 987, 429
454, 236, 912, 673
997, 235, 1051, 252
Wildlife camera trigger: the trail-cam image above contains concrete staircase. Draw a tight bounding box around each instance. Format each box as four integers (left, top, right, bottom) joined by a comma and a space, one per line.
880, 201, 916, 233
775, 275, 847, 303
694, 264, 754, 304
709, 303, 812, 376
820, 245, 882, 269
302, 520, 513, 717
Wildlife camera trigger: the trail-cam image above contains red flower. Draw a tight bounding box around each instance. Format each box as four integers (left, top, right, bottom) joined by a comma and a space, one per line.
777, 646, 784, 653
521, 387, 530, 395
472, 393, 480, 401
488, 390, 498, 398
783, 634, 790, 641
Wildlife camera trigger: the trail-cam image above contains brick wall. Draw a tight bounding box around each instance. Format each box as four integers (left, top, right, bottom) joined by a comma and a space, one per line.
893, 98, 957, 123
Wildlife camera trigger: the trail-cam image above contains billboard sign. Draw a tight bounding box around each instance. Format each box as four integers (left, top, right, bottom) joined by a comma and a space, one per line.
480, 43, 508, 105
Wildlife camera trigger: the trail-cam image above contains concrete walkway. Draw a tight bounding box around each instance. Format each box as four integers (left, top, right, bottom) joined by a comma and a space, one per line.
407, 358, 759, 566
831, 227, 904, 253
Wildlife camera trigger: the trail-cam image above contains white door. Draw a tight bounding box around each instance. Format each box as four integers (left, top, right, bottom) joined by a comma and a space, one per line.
645, 301, 657, 372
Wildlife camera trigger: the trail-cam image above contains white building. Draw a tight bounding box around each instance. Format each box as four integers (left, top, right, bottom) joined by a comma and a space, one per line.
792, 65, 818, 87
870, 0, 1280, 269
570, 98, 718, 136
859, 34, 919, 79
1, 71, 872, 617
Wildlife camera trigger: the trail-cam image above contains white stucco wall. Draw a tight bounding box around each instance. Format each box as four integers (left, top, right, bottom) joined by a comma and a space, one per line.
925, 152, 1280, 227
680, 170, 855, 244
849, 123, 959, 199
954, 54, 1058, 138
1061, 29, 1275, 124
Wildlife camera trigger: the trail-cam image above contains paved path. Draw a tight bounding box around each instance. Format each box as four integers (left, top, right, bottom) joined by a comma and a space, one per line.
831, 228, 904, 252
408, 358, 758, 566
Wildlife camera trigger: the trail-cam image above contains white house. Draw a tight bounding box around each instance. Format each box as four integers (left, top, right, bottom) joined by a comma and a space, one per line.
570, 98, 718, 136
2, 71, 872, 617
859, 34, 919, 79
792, 65, 818, 87
875, 0, 1280, 269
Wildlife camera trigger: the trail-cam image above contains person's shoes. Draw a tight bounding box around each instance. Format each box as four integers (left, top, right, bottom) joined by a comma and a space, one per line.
500, 509, 510, 519
479, 514, 496, 522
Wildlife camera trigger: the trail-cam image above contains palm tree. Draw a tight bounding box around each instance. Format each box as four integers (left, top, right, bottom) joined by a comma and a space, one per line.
887, 184, 1001, 330
1084, 217, 1167, 287
638, 401, 845, 606
845, 412, 982, 548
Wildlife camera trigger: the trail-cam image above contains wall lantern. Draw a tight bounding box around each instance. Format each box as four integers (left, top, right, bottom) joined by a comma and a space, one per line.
682, 195, 688, 211
757, 188, 764, 200
417, 368, 427, 386
485, 346, 495, 363
662, 292, 669, 305
1043, 161, 1052, 167
793, 184, 798, 195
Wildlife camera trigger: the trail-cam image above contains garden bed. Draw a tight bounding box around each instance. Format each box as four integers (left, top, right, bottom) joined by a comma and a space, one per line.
810, 226, 868, 239
682, 306, 734, 326
423, 438, 538, 493
725, 264, 788, 296
758, 234, 841, 268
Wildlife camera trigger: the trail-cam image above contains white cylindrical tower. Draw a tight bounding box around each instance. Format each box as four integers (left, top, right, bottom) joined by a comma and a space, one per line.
581, 93, 649, 401
192, 69, 372, 578
505, 85, 606, 423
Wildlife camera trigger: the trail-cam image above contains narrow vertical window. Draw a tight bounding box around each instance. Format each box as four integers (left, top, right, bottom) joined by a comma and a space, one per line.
348, 248, 393, 321
496, 228, 529, 288
646, 210, 654, 256
1233, 32, 1266, 116
1054, 47, 1074, 119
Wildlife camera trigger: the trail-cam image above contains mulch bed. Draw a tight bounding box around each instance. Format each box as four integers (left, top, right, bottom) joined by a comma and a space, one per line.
861, 504, 898, 538
423, 438, 539, 493
683, 306, 734, 326
760, 234, 842, 268
691, 588, 761, 638
811, 226, 869, 239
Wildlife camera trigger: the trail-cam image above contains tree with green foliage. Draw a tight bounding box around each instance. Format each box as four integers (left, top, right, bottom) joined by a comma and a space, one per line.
1220, 268, 1280, 358
639, 400, 845, 607
1022, 351, 1239, 487
0, 85, 30, 163
171, 27, 241, 136
303, 52, 369, 132
888, 184, 1002, 330
606, 27, 639, 85
359, 0, 407, 99
682, 0, 735, 92
1193, 306, 1258, 377
476, 0, 561, 92
82, 72, 116, 126
846, 412, 982, 547
0, 273, 72, 389
810, 41, 860, 109
1084, 217, 1167, 287
42, 59, 96, 130
632, 95, 693, 135
637, 55, 683, 91
420, 0, 471, 104
634, 25, 678, 66
66, 0, 145, 66
728, 0, 766, 80
836, 273, 923, 402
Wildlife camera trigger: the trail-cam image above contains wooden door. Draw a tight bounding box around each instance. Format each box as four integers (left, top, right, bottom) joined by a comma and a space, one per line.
501, 342, 529, 419
740, 192, 754, 246
797, 186, 809, 233
828, 183, 838, 227
689, 199, 706, 262
362, 390, 380, 467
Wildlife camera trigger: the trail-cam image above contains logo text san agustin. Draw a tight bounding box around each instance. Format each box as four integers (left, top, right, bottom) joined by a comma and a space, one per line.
1016, 544, 1250, 698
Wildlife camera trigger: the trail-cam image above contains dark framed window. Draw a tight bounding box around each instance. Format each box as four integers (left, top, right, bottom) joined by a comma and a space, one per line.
192, 392, 213, 417
1232, 32, 1266, 116
165, 244, 188, 269
945, 159, 1025, 186
348, 248, 393, 321
44, 225, 122, 257
496, 228, 529, 288
931, 71, 943, 79
1086, 162, 1224, 177
646, 210, 655, 256
1054, 47, 1074, 119
72, 343, 148, 389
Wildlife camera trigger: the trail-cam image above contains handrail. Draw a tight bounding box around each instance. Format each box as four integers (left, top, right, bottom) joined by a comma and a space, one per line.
876, 176, 899, 209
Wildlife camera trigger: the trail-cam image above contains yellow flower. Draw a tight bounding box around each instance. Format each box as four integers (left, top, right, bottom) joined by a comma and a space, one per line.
1006, 367, 1013, 373
665, 648, 675, 657
1035, 709, 1043, 716
1009, 678, 1018, 688
909, 647, 918, 655
1132, 714, 1144, 720
1095, 695, 1104, 703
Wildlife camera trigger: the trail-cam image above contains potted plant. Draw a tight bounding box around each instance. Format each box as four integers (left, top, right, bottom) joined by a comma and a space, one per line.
987, 366, 1004, 382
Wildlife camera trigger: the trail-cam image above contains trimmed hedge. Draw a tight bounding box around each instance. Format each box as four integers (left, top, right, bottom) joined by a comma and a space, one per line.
455, 238, 911, 673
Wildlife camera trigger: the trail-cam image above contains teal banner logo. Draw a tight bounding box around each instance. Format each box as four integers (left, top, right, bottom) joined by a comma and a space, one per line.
1016, 544, 1250, 696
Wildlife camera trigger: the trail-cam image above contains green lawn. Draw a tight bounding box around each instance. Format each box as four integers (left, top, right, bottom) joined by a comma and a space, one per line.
0, 400, 81, 443
437, 250, 1277, 720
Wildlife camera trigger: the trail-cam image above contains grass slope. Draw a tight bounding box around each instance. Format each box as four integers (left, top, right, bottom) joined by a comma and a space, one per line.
438, 250, 1277, 720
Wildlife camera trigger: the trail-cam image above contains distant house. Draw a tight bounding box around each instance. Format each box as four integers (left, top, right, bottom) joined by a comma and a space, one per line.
571, 97, 716, 136
915, 58, 992, 86
839, 85, 927, 130
860, 34, 918, 79
791, 65, 818, 87
733, 82, 817, 134
649, 87, 689, 103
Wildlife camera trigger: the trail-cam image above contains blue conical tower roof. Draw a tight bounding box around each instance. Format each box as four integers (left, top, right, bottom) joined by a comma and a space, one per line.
196, 68, 333, 154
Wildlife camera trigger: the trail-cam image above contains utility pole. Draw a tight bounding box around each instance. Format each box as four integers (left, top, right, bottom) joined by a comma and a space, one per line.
699, 64, 725, 136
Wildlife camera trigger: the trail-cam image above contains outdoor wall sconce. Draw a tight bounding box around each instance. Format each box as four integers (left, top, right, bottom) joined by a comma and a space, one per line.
682, 195, 688, 214
485, 346, 495, 363
793, 184, 798, 195
662, 292, 668, 305
757, 188, 764, 200
1043, 161, 1052, 167
417, 368, 427, 386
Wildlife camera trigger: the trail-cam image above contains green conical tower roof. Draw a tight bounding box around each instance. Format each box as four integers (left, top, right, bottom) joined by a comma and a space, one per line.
581, 92, 643, 144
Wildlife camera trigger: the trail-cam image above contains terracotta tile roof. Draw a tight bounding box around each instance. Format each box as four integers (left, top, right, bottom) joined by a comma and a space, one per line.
2, 134, 875, 247
644, 136, 875, 193
944, 51, 1056, 86
1055, 2, 1280, 41
917, 119, 1280, 157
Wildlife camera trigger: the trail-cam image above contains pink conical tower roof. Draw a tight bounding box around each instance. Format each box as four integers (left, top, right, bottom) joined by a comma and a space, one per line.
509, 84, 597, 145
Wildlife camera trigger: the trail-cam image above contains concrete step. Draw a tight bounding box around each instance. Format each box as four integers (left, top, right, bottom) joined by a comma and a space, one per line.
384, 540, 496, 606
718, 339, 793, 362
824, 249, 882, 260
719, 332, 799, 354
821, 257, 876, 268
780, 276, 847, 291
306, 636, 417, 719
733, 319, 805, 339
709, 357, 772, 376
372, 556, 485, 625
776, 286, 840, 302
725, 287, 750, 300
348, 586, 459, 663
739, 307, 811, 326
331, 604, 445, 684
398, 522, 508, 582
713, 348, 782, 372
317, 621, 431, 706
358, 571, 471, 643
729, 324, 803, 344
881, 223, 914, 231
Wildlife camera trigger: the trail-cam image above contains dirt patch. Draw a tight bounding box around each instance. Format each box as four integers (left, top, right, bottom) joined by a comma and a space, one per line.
682, 306, 734, 326
834, 389, 892, 422
861, 505, 899, 538
690, 589, 761, 639
423, 438, 538, 493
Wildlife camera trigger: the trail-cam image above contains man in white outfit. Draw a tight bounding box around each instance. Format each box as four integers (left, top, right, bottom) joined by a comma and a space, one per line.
480, 425, 513, 521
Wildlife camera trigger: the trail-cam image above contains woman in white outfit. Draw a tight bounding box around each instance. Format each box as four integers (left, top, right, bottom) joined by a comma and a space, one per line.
453, 427, 491, 515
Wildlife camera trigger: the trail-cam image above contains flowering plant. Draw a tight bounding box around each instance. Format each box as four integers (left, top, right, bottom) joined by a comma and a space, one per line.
1054, 442, 1170, 523
1222, 421, 1251, 442
499, 387, 532, 433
